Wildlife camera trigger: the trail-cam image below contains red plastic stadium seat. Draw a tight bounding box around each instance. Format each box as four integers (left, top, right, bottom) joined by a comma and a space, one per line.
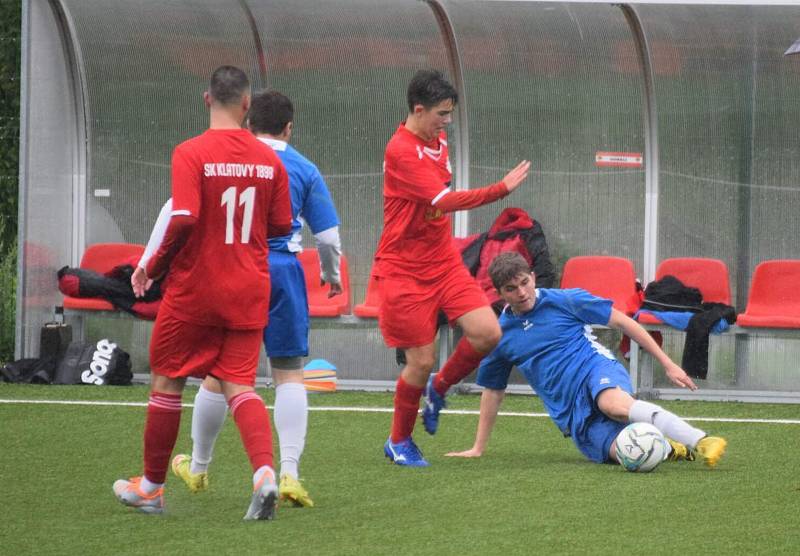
297, 248, 351, 317
736, 260, 800, 328
62, 243, 145, 311
560, 256, 641, 315
637, 257, 731, 325
353, 274, 382, 318
77, 243, 145, 275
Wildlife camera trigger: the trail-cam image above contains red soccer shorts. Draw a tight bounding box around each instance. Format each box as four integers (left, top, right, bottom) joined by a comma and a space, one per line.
378, 263, 489, 348
149, 311, 262, 386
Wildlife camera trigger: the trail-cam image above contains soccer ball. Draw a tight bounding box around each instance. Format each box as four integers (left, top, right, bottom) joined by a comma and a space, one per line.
614, 423, 669, 473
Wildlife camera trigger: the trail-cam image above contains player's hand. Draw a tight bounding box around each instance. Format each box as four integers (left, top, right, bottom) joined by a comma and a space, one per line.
445, 447, 483, 458
325, 280, 343, 298
131, 266, 153, 298
501, 160, 531, 193
664, 361, 697, 391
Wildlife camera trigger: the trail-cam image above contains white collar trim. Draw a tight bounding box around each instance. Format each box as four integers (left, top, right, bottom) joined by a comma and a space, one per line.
259, 137, 288, 151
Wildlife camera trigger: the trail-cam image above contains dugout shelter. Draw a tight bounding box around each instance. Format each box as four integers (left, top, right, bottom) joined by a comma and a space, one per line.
17, 0, 800, 402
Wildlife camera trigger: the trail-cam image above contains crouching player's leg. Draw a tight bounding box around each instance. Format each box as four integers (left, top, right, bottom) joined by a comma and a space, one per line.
423, 265, 501, 435
380, 266, 501, 465
378, 275, 441, 467
384, 343, 437, 467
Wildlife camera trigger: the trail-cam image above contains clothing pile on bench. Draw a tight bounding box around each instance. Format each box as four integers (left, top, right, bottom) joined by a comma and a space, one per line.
635, 275, 737, 379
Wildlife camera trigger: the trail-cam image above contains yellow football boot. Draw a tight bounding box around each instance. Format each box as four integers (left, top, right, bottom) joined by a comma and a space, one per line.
171, 454, 209, 493
695, 436, 728, 468
279, 474, 314, 508
665, 438, 695, 462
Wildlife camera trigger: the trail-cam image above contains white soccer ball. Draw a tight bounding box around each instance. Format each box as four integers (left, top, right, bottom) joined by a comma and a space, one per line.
614, 422, 669, 473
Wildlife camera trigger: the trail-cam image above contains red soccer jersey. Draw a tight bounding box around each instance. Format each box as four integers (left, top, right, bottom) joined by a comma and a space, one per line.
374, 123, 462, 279
160, 128, 291, 329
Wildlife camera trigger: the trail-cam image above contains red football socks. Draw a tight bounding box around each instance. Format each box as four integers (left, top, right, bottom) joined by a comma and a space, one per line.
433, 338, 487, 397
390, 377, 424, 443
229, 391, 274, 472
143, 391, 183, 484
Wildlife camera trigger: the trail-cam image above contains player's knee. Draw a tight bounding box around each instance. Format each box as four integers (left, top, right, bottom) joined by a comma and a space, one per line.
469, 322, 502, 353
416, 355, 437, 374
405, 353, 436, 375
486, 324, 502, 347
597, 387, 634, 421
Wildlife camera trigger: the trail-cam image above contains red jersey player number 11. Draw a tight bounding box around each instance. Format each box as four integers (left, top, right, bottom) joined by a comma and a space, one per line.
221, 186, 255, 244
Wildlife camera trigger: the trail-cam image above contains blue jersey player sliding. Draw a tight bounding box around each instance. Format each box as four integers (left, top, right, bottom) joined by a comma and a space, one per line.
445, 252, 727, 468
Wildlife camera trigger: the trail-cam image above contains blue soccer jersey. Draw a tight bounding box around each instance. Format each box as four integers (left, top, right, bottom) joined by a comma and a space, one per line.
261, 138, 340, 253
476, 288, 616, 435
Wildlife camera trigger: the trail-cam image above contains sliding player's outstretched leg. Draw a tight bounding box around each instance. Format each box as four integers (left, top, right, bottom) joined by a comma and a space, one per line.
695, 436, 727, 467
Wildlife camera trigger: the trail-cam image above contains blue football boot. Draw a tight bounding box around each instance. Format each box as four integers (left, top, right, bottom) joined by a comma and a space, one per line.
384, 437, 430, 467
422, 375, 447, 435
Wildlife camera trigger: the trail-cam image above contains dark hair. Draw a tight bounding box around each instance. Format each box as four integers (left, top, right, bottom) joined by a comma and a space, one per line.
208, 65, 250, 106
248, 90, 294, 135
489, 252, 532, 291
406, 69, 458, 111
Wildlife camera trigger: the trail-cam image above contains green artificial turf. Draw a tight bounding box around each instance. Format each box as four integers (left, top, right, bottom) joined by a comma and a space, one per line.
1, 384, 799, 555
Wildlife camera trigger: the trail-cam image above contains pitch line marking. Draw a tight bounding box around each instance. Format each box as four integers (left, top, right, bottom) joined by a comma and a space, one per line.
1, 398, 799, 425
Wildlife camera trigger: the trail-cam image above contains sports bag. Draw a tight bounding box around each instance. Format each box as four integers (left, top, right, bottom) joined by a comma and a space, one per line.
53, 339, 133, 386
0, 357, 56, 384
458, 207, 555, 313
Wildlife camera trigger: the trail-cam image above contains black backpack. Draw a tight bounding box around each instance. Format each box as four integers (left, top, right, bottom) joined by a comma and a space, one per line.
0, 357, 56, 384
53, 339, 133, 386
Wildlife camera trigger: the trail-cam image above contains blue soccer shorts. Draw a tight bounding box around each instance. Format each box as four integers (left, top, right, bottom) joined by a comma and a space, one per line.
569, 359, 633, 463
263, 251, 309, 358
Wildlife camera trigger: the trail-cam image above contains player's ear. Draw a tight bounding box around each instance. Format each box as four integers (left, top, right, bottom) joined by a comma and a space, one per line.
203, 91, 212, 109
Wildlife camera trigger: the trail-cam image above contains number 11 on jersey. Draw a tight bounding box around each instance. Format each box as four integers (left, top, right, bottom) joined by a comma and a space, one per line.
221, 186, 255, 244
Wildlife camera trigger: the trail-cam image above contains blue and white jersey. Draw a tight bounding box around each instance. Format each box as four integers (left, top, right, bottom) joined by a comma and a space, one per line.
260, 138, 339, 253
476, 288, 615, 434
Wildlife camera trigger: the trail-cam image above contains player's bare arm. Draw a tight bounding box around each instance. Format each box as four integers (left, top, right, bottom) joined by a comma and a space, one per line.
446, 387, 506, 458
607, 309, 698, 391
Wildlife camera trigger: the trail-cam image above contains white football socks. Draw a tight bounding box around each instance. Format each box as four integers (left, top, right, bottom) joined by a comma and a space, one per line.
629, 400, 706, 449
190, 385, 228, 474
140, 476, 163, 494
274, 382, 308, 479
